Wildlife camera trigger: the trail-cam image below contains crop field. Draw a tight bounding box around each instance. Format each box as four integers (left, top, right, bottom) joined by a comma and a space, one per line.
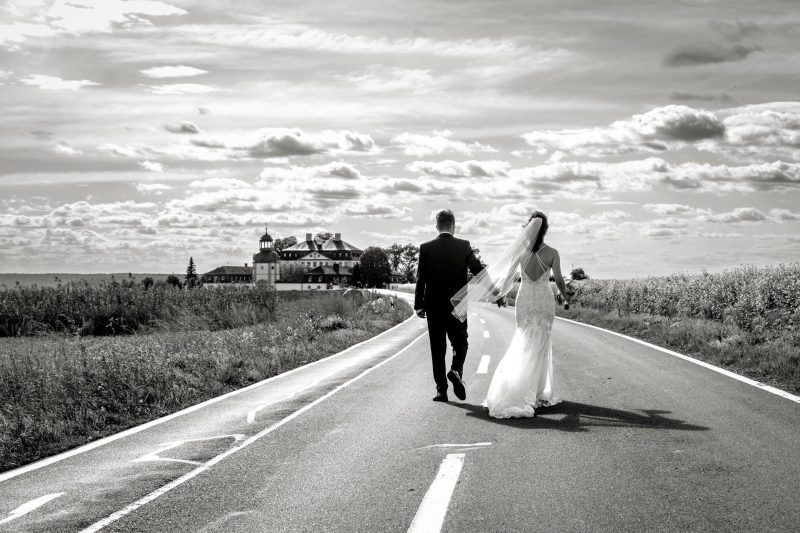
562, 263, 800, 394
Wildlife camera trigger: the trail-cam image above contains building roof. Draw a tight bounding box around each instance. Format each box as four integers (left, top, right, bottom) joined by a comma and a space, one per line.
203, 266, 253, 276
253, 250, 279, 263
260, 225, 273, 242
306, 265, 354, 276
283, 236, 362, 253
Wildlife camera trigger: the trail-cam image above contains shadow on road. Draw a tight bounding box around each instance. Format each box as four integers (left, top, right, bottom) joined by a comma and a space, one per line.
450, 400, 709, 432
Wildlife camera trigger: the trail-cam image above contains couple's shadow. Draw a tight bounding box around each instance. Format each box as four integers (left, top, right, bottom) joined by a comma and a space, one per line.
451, 400, 709, 432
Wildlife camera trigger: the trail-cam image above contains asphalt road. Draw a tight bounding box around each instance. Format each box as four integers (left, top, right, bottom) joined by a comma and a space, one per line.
1, 293, 798, 532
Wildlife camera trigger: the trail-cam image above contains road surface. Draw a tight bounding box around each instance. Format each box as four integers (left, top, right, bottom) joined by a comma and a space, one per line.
1, 292, 798, 532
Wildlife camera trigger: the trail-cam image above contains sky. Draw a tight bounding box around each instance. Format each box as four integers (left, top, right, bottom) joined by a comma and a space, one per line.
1, 0, 798, 278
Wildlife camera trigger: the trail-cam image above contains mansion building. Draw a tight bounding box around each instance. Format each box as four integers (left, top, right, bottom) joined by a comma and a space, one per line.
203, 226, 363, 288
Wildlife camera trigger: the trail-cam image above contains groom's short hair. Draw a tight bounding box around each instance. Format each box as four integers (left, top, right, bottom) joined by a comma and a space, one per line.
435, 209, 455, 229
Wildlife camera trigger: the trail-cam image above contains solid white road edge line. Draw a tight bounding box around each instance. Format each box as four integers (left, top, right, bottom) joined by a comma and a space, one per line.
77, 331, 429, 533
0, 493, 65, 525
476, 355, 491, 375
0, 312, 417, 484
556, 316, 800, 404
407, 453, 465, 533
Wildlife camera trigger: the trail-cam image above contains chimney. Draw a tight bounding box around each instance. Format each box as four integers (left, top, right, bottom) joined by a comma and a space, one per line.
244, 263, 248, 268
334, 232, 341, 241
305, 233, 312, 242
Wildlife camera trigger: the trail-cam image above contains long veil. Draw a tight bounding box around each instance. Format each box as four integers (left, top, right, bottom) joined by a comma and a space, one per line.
450, 217, 542, 322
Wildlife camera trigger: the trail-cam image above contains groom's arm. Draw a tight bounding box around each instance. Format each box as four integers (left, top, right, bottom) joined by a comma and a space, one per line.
414, 245, 427, 313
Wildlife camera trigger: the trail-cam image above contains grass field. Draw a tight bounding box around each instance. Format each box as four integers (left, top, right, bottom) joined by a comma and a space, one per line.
0, 288, 411, 473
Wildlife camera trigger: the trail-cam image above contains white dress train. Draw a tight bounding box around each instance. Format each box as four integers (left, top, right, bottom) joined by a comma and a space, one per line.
485, 262, 560, 418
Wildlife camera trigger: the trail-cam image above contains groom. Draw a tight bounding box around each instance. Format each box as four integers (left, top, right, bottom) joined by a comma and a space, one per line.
415, 209, 485, 402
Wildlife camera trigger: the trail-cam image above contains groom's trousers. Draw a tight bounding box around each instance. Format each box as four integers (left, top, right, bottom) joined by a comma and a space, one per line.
426, 309, 469, 394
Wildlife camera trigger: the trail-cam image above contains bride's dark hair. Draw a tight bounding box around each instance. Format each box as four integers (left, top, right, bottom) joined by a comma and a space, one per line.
526, 211, 549, 252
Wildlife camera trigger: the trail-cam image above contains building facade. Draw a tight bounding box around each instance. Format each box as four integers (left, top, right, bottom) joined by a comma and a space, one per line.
248, 227, 363, 288
280, 233, 363, 270
201, 265, 253, 284
253, 226, 280, 286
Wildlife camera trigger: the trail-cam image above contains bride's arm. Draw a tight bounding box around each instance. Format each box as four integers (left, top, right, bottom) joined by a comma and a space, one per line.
551, 249, 570, 308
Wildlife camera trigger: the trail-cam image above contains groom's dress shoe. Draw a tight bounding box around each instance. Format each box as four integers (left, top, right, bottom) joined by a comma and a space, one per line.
432, 392, 448, 402
447, 370, 466, 400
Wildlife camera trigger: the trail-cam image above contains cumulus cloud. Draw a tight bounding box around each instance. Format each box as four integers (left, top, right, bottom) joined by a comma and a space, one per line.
703, 207, 769, 223
406, 160, 509, 178
642, 203, 711, 216
193, 129, 379, 159
258, 161, 363, 181
188, 177, 250, 189
53, 141, 82, 155
664, 43, 761, 67
769, 208, 800, 221
521, 102, 800, 163
343, 203, 412, 219
164, 121, 200, 134
136, 182, 171, 195
522, 105, 725, 158
138, 160, 163, 172
149, 83, 218, 95
704, 102, 800, 162
643, 227, 687, 238
141, 65, 208, 78
392, 132, 495, 157
21, 74, 100, 90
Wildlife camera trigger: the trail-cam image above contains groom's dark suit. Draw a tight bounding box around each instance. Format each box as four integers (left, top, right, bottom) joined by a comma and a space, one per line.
415, 233, 484, 395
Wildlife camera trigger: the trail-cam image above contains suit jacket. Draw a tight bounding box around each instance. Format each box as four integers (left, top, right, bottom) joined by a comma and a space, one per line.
414, 233, 484, 312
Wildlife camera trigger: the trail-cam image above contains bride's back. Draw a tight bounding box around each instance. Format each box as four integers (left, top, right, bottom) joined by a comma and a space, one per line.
521, 243, 556, 283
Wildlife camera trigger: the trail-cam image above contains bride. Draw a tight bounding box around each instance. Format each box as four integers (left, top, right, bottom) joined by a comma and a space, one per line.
450, 211, 571, 418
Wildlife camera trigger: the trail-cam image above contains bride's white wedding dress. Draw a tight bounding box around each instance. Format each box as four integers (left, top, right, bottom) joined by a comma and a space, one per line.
485, 250, 560, 418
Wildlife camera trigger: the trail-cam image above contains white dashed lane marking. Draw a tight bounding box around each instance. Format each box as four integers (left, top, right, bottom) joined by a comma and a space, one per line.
407, 453, 465, 533
476, 355, 491, 375
483, 330, 490, 339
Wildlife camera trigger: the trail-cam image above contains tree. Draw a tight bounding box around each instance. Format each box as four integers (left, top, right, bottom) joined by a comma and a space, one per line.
570, 267, 589, 281
141, 277, 154, 290
315, 232, 333, 242
386, 243, 405, 272
166, 274, 182, 288
185, 257, 198, 287
274, 236, 297, 252
400, 243, 419, 283
281, 263, 307, 282
351, 263, 362, 286
467, 247, 488, 281
360, 246, 391, 287
471, 247, 487, 268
